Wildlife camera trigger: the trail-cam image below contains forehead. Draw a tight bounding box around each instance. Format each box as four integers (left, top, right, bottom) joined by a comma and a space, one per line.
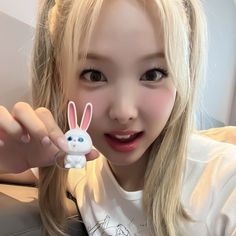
85, 0, 164, 62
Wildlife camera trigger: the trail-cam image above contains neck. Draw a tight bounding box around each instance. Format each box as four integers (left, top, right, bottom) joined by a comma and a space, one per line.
107, 150, 150, 192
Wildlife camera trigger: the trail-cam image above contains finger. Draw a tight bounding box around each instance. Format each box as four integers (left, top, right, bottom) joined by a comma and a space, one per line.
35, 107, 68, 152
0, 129, 5, 146
86, 148, 100, 161
0, 129, 5, 148
0, 105, 24, 141
0, 139, 4, 147
11, 102, 49, 144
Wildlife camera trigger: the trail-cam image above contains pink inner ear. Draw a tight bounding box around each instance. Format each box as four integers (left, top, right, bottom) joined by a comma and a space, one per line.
81, 104, 92, 131
69, 103, 77, 129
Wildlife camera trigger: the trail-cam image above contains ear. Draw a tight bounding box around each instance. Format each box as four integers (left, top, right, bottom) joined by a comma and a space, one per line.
67, 101, 78, 129
80, 103, 93, 131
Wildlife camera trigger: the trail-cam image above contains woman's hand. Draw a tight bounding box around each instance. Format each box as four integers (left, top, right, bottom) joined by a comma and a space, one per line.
0, 102, 100, 174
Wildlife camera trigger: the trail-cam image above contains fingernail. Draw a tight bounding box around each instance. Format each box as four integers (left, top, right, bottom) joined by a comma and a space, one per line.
41, 136, 51, 147
57, 137, 68, 152
21, 134, 30, 144
0, 139, 5, 147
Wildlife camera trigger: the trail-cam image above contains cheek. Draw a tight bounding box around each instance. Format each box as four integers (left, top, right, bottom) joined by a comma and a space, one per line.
140, 87, 176, 121
70, 89, 107, 127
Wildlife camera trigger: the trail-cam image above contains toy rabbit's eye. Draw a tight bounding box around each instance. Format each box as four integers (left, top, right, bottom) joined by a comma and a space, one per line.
67, 136, 73, 141
78, 137, 84, 142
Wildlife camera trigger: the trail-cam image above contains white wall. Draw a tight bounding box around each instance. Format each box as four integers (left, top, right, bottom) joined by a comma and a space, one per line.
0, 12, 34, 109
200, 0, 236, 127
0, 1, 38, 109
0, 0, 37, 27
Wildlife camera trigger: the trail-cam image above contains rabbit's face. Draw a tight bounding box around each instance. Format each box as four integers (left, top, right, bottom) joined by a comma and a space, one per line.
65, 128, 92, 154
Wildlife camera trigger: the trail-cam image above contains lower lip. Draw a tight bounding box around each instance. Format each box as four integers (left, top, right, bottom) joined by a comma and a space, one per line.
104, 132, 144, 153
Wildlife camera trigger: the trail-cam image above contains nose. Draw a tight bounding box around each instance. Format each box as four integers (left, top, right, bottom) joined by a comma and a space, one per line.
109, 91, 138, 125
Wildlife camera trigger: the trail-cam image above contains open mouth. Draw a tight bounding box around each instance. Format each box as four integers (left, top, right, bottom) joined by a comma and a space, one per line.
104, 131, 144, 152
105, 131, 144, 143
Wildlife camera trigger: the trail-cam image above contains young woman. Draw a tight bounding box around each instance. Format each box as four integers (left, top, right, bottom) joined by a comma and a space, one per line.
0, 0, 235, 235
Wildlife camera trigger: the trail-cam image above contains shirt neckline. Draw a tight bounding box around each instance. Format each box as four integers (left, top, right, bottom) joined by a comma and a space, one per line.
103, 157, 143, 201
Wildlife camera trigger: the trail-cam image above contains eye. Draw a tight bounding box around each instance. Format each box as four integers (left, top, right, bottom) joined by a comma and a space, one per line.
80, 68, 106, 82
141, 68, 168, 82
78, 137, 84, 142
67, 136, 73, 141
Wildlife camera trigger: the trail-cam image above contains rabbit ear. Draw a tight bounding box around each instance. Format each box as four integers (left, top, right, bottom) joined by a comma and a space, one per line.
67, 101, 78, 129
80, 103, 93, 131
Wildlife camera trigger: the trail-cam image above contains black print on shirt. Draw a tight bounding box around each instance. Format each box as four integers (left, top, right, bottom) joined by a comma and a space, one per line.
89, 215, 131, 235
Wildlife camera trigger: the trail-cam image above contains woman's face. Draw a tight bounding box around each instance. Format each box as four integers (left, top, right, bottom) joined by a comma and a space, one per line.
68, 0, 176, 168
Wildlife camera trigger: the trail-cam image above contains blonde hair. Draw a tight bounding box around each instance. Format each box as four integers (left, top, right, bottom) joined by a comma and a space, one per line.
31, 0, 207, 235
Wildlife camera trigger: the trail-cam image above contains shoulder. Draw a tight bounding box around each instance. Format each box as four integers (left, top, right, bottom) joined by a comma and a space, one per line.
186, 133, 236, 195
183, 133, 236, 235
187, 132, 236, 163
197, 126, 236, 145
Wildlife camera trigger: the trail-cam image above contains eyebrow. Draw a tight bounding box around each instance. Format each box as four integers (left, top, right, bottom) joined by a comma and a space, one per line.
78, 51, 165, 62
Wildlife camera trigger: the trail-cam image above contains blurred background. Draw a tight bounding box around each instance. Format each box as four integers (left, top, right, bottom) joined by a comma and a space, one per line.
0, 0, 235, 129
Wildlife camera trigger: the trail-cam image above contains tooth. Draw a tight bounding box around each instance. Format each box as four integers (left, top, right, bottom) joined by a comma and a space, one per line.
114, 135, 132, 139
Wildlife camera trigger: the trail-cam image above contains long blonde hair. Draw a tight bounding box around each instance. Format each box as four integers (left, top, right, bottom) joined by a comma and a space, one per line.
31, 0, 207, 235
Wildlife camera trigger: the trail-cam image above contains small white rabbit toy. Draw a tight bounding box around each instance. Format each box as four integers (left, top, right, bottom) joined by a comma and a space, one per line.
64, 101, 93, 169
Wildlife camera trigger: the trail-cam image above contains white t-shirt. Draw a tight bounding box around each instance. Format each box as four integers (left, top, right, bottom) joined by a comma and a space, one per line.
67, 133, 236, 236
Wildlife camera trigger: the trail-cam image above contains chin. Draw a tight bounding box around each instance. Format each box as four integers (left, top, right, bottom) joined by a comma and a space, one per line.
99, 147, 147, 167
